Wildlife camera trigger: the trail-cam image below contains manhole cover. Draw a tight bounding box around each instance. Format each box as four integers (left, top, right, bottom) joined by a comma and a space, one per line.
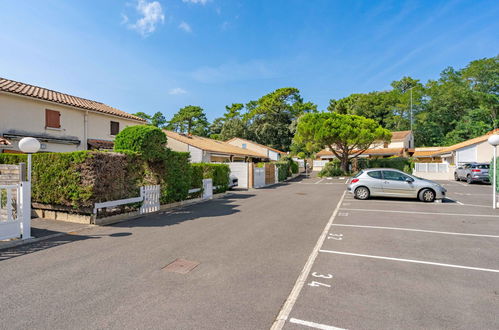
163, 258, 199, 274
296, 192, 307, 195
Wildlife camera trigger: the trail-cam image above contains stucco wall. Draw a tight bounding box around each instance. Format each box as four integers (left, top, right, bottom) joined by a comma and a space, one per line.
228, 138, 268, 157
476, 140, 494, 163
0, 92, 141, 153
166, 137, 189, 152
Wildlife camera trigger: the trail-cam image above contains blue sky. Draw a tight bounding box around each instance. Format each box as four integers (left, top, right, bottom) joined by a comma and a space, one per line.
1, 0, 498, 121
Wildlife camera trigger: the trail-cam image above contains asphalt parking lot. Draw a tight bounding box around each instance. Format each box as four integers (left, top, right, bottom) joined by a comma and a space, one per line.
279, 177, 499, 330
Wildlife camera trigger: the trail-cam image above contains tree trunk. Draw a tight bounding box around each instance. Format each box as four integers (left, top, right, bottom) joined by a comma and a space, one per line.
340, 155, 349, 173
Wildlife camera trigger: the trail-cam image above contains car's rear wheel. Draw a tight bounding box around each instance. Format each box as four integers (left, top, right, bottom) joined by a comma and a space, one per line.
354, 186, 370, 200
466, 175, 473, 184
454, 173, 460, 181
419, 188, 435, 202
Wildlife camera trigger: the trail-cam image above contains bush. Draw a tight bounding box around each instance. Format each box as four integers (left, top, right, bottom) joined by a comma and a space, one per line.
191, 163, 230, 193
114, 125, 167, 161
189, 164, 204, 198
0, 149, 193, 211
318, 161, 345, 177
357, 157, 413, 173
275, 162, 290, 181
290, 161, 299, 174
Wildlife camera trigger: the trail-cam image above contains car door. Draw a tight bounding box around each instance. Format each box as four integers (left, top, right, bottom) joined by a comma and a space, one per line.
381, 170, 416, 197
365, 170, 384, 196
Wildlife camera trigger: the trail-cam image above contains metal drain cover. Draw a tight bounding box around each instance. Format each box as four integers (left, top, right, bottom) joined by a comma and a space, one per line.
296, 192, 307, 195
163, 258, 199, 274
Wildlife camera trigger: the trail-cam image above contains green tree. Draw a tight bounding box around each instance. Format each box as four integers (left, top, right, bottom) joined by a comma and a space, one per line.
133, 112, 151, 123
295, 112, 391, 172
151, 111, 167, 128
167, 105, 210, 136
245, 87, 317, 151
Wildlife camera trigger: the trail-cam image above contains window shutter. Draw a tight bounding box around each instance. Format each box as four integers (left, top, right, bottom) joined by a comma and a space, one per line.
45, 109, 61, 128
110, 121, 120, 135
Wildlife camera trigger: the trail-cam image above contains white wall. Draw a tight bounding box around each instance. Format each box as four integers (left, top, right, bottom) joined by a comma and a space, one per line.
188, 145, 203, 163
268, 150, 279, 161
228, 162, 249, 189
456, 145, 477, 164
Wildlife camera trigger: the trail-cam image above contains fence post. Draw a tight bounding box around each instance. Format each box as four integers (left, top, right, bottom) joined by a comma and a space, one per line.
19, 181, 31, 239
202, 179, 213, 199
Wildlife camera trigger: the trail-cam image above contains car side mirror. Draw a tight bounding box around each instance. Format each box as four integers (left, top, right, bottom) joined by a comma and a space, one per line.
406, 177, 414, 183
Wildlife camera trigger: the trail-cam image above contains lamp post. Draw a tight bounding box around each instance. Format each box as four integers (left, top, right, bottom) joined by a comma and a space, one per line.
487, 135, 499, 209
18, 137, 40, 239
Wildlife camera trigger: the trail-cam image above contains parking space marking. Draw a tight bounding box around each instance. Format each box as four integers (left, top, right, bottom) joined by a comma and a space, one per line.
318, 250, 499, 273
289, 318, 346, 330
270, 192, 346, 330
332, 224, 499, 238
315, 179, 325, 184
340, 208, 499, 218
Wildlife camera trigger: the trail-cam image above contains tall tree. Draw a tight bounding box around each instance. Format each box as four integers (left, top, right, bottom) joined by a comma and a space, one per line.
133, 112, 151, 123
151, 111, 167, 128
245, 87, 317, 151
167, 105, 209, 136
295, 112, 391, 172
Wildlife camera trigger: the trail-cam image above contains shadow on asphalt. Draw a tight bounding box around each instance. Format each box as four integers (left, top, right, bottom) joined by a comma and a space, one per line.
365, 196, 458, 204
111, 193, 256, 229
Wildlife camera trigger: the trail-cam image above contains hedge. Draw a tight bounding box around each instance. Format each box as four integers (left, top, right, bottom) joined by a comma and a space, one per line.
114, 125, 167, 161
357, 157, 413, 173
191, 163, 230, 193
0, 149, 192, 211
275, 162, 290, 181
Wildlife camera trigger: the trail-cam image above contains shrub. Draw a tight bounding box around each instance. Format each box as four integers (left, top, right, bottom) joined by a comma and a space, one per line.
114, 125, 167, 161
161, 150, 191, 203
275, 162, 290, 181
290, 161, 299, 174
318, 161, 345, 177
357, 157, 413, 173
191, 163, 230, 193
189, 164, 204, 198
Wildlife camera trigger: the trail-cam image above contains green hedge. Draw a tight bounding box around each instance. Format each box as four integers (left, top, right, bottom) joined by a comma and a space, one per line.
191, 163, 230, 193
357, 157, 413, 173
0, 149, 192, 211
275, 162, 290, 181
189, 164, 204, 198
114, 125, 167, 161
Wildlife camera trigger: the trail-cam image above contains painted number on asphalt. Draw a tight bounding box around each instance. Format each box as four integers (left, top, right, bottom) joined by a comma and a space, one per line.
312, 272, 333, 279
328, 233, 343, 240
308, 281, 331, 288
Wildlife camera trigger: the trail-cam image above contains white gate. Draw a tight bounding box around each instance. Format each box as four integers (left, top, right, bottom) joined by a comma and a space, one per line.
140, 185, 160, 214
227, 162, 249, 189
254, 167, 265, 188
0, 183, 30, 241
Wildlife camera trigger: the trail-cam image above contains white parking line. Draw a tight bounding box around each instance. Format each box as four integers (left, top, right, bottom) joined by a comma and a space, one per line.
289, 318, 346, 330
332, 224, 499, 238
315, 179, 325, 184
319, 250, 499, 273
340, 208, 499, 218
270, 192, 346, 330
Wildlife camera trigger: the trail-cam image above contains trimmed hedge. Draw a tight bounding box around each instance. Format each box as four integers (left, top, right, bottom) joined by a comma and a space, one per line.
357, 157, 413, 173
114, 125, 167, 161
191, 163, 230, 193
275, 162, 290, 181
0, 149, 192, 211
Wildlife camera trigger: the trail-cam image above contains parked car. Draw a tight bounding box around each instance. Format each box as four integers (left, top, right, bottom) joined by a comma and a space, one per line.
454, 163, 490, 184
347, 168, 447, 202
228, 174, 238, 189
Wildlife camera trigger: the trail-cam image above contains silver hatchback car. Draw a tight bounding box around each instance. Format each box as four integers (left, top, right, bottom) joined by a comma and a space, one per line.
347, 168, 447, 202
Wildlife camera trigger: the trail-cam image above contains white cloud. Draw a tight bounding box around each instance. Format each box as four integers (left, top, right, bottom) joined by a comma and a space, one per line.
129, 0, 165, 36
169, 87, 187, 95
178, 21, 192, 33
182, 0, 210, 5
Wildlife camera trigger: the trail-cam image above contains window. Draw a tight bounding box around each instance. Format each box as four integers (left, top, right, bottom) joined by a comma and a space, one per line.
45, 109, 61, 128
242, 143, 247, 149
473, 164, 489, 169
110, 121, 120, 136
367, 171, 382, 179
382, 170, 410, 181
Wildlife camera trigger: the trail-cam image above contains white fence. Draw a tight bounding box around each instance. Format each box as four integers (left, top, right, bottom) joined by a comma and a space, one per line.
313, 160, 329, 171
414, 163, 449, 173
94, 184, 161, 215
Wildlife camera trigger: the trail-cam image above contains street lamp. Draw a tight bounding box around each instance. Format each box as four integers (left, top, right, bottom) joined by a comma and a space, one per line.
487, 135, 499, 209
18, 137, 41, 181
18, 137, 40, 239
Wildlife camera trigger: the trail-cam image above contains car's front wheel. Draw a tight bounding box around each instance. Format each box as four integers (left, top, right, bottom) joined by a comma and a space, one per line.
419, 188, 435, 202
354, 186, 370, 200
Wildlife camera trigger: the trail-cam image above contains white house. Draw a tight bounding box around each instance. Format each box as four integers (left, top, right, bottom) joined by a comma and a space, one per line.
0, 77, 145, 153
225, 137, 286, 161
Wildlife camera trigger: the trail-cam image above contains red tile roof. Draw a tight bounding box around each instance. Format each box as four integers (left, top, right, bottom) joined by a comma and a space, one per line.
0, 77, 145, 122
390, 130, 412, 141
226, 137, 286, 154
0, 137, 12, 146
87, 139, 114, 150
